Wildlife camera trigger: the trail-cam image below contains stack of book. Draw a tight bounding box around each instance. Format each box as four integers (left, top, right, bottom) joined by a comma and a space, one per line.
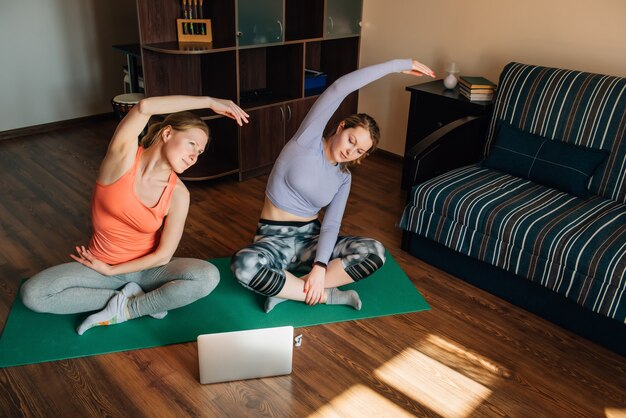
458, 76, 497, 101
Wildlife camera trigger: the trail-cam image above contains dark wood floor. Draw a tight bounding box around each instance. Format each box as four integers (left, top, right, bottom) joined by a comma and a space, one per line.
1, 117, 625, 417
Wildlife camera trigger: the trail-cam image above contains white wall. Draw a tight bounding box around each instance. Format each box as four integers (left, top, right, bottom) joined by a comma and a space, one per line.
358, 0, 626, 155
0, 0, 138, 132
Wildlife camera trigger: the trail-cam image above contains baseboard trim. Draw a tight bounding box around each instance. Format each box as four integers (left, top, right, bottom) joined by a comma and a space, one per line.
0, 113, 116, 141
374, 148, 403, 162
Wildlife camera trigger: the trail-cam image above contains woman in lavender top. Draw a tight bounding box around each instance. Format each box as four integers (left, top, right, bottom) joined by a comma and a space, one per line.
231, 59, 435, 312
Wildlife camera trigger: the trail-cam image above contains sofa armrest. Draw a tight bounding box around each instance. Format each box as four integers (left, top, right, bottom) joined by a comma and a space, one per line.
403, 115, 490, 188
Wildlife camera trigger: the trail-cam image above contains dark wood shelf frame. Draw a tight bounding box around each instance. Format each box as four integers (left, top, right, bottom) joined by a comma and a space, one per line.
285, 0, 325, 41
135, 0, 362, 181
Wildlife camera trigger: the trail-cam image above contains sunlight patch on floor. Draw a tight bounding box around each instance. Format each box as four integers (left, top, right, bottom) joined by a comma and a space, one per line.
423, 334, 512, 382
307, 384, 415, 418
374, 343, 493, 418
605, 408, 626, 418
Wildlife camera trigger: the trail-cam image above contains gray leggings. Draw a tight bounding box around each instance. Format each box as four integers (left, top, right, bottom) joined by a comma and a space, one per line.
21, 258, 219, 319
231, 219, 386, 296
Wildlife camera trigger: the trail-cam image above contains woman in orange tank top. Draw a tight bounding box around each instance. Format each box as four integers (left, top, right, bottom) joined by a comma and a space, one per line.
21, 95, 248, 335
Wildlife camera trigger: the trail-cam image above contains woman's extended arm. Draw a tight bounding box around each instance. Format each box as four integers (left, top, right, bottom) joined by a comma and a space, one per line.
110, 96, 248, 153
99, 96, 249, 184
293, 59, 433, 146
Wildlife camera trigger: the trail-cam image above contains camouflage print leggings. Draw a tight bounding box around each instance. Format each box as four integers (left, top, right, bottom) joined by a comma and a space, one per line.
230, 219, 386, 296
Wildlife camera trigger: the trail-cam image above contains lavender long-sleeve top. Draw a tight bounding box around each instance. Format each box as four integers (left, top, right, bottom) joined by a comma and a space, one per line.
265, 59, 413, 264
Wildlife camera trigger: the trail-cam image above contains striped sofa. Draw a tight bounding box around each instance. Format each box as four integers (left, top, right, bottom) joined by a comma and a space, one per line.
400, 63, 626, 355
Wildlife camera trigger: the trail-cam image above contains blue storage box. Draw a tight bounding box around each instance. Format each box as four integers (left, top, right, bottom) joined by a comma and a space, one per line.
305, 69, 327, 96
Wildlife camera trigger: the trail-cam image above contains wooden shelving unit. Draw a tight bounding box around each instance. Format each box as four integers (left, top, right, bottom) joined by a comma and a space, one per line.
135, 0, 363, 181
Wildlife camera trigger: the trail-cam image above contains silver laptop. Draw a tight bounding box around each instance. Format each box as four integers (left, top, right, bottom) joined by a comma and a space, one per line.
197, 326, 294, 384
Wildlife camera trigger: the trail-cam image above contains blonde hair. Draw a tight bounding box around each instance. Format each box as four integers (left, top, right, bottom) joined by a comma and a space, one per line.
140, 111, 209, 149
328, 113, 380, 172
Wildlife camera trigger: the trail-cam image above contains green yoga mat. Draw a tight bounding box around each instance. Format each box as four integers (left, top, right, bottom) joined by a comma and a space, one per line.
0, 253, 429, 368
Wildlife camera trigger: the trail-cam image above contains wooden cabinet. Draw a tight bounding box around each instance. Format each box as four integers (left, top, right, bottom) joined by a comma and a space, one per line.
239, 97, 318, 180
285, 97, 318, 141
239, 106, 284, 179
401, 80, 493, 189
135, 0, 362, 181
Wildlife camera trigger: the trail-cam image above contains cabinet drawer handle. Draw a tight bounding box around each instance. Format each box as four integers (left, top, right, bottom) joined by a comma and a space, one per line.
327, 16, 334, 34
279, 106, 285, 122
237, 31, 243, 38
286, 105, 292, 122
277, 20, 283, 39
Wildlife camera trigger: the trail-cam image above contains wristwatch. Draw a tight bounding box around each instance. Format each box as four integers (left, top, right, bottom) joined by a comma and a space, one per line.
313, 261, 327, 269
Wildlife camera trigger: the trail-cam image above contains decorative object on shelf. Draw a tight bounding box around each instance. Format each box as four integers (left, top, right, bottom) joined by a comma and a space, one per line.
177, 0, 212, 43
111, 93, 145, 121
177, 19, 212, 43
458, 76, 497, 101
443, 62, 459, 89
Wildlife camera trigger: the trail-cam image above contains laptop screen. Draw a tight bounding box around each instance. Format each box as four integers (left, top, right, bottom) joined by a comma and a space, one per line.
197, 326, 294, 384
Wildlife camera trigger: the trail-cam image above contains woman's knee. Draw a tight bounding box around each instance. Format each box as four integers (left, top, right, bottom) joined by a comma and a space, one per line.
188, 260, 220, 297
169, 259, 220, 297
231, 249, 263, 285
342, 237, 386, 263
230, 250, 285, 296
342, 238, 386, 281
370, 239, 387, 264
20, 277, 48, 313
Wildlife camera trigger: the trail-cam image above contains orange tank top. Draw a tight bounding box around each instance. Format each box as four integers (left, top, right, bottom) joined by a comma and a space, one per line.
89, 147, 178, 265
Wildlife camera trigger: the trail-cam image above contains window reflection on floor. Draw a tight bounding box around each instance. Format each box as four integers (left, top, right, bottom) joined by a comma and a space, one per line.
307, 384, 415, 418
605, 408, 626, 418
310, 333, 503, 417
374, 346, 492, 418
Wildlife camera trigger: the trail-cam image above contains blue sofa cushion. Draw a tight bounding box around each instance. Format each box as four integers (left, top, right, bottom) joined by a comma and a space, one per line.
484, 63, 626, 203
483, 121, 607, 198
399, 165, 626, 322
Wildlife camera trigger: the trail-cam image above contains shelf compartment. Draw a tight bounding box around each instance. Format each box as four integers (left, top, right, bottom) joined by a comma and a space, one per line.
238, 44, 303, 108
304, 37, 359, 96
180, 116, 239, 181
142, 50, 237, 100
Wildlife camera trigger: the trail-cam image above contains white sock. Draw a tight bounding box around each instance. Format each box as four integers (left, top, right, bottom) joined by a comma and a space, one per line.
76, 292, 129, 335
120, 282, 168, 319
326, 288, 362, 310
264, 296, 287, 313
